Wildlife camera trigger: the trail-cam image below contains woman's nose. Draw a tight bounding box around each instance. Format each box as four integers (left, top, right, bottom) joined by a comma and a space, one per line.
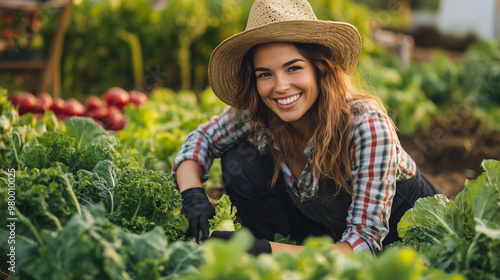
274, 74, 290, 93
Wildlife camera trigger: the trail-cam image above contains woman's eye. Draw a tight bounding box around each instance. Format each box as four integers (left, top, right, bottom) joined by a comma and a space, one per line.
289, 66, 302, 72
257, 72, 270, 78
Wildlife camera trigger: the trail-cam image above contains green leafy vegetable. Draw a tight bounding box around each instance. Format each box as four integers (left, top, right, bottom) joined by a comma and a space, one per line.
19, 139, 49, 169
0, 166, 81, 244
64, 116, 112, 150
74, 160, 117, 214
63, 116, 118, 172
19, 131, 75, 171
74, 160, 188, 241
109, 166, 188, 241
6, 125, 37, 170
208, 194, 241, 236
77, 142, 116, 171
273, 233, 300, 245
398, 159, 500, 279
397, 194, 470, 247
5, 116, 117, 173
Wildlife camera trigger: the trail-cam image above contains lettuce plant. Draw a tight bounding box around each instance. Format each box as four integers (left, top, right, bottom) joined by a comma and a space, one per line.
208, 194, 241, 236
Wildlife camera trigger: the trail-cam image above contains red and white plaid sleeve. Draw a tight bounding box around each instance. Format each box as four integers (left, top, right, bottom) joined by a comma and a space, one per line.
338, 111, 399, 253
172, 107, 252, 182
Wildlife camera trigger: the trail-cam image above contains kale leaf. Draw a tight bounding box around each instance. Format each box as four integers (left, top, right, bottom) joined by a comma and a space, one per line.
74, 159, 188, 242
74, 160, 117, 214
0, 166, 81, 235
109, 167, 188, 241
63, 117, 118, 172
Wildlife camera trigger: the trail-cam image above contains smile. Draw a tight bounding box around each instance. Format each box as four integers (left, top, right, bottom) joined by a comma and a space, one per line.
276, 93, 301, 105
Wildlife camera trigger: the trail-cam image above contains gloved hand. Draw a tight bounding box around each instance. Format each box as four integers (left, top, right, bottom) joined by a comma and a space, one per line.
210, 231, 272, 256
181, 187, 216, 241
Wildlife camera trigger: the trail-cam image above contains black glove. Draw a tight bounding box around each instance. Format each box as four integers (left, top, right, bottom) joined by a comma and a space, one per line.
181, 188, 215, 241
210, 231, 272, 256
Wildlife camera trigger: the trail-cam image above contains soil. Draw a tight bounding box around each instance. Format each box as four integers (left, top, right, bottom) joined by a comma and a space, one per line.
399, 123, 500, 200
0, 255, 11, 280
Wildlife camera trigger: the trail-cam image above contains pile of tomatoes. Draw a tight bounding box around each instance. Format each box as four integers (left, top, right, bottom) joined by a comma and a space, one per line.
8, 87, 148, 130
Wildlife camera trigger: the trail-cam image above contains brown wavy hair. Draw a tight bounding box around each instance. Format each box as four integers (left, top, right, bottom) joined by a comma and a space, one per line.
233, 43, 388, 194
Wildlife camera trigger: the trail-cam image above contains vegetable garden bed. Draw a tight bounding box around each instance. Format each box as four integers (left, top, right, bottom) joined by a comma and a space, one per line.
400, 124, 500, 200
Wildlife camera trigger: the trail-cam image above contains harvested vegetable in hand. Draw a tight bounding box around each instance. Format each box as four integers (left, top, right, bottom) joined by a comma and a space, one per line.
208, 194, 241, 236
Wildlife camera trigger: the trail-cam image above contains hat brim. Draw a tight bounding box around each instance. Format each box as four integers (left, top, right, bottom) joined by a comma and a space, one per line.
208, 20, 361, 106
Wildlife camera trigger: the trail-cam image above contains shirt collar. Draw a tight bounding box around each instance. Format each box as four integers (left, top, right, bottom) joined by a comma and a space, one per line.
256, 133, 314, 158
304, 137, 314, 156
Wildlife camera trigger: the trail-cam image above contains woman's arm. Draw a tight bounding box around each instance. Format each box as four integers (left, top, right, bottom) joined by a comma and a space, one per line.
176, 159, 204, 192
173, 108, 253, 240
172, 107, 252, 184
339, 110, 399, 253
270, 241, 353, 254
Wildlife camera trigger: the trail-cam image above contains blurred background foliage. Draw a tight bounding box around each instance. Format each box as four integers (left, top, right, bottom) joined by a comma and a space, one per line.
352, 0, 439, 11
0, 0, 499, 135
42, 0, 253, 95
1, 0, 382, 96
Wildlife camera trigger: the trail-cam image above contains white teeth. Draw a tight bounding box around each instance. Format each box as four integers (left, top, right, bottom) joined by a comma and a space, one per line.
277, 94, 301, 105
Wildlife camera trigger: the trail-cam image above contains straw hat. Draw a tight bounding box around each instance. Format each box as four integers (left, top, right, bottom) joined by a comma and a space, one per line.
208, 0, 362, 106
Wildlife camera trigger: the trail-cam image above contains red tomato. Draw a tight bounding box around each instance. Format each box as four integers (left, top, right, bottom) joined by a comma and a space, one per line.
63, 98, 85, 116
104, 87, 129, 110
9, 92, 37, 115
50, 98, 65, 114
106, 105, 127, 130
128, 90, 148, 108
112, 118, 127, 130
85, 106, 109, 120
35, 93, 53, 112
85, 96, 104, 111
92, 118, 105, 129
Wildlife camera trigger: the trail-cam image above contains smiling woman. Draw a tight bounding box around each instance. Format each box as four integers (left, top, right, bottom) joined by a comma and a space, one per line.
173, 0, 441, 256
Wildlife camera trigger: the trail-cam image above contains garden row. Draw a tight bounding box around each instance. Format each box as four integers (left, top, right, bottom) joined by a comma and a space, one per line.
357, 38, 500, 135
1, 88, 499, 279
7, 87, 148, 130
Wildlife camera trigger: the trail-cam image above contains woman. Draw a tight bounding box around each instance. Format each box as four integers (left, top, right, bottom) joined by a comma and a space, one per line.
173, 0, 440, 255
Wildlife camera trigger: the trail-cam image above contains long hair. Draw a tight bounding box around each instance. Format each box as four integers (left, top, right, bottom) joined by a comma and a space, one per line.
233, 43, 388, 194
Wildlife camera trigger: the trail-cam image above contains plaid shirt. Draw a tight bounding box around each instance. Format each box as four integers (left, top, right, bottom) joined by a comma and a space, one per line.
173, 105, 416, 253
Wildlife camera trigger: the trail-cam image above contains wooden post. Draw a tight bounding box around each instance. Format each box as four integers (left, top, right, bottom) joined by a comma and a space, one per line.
40, 0, 72, 97
496, 0, 500, 38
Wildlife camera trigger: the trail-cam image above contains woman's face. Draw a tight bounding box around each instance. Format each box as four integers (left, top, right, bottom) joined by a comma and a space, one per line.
253, 42, 319, 126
